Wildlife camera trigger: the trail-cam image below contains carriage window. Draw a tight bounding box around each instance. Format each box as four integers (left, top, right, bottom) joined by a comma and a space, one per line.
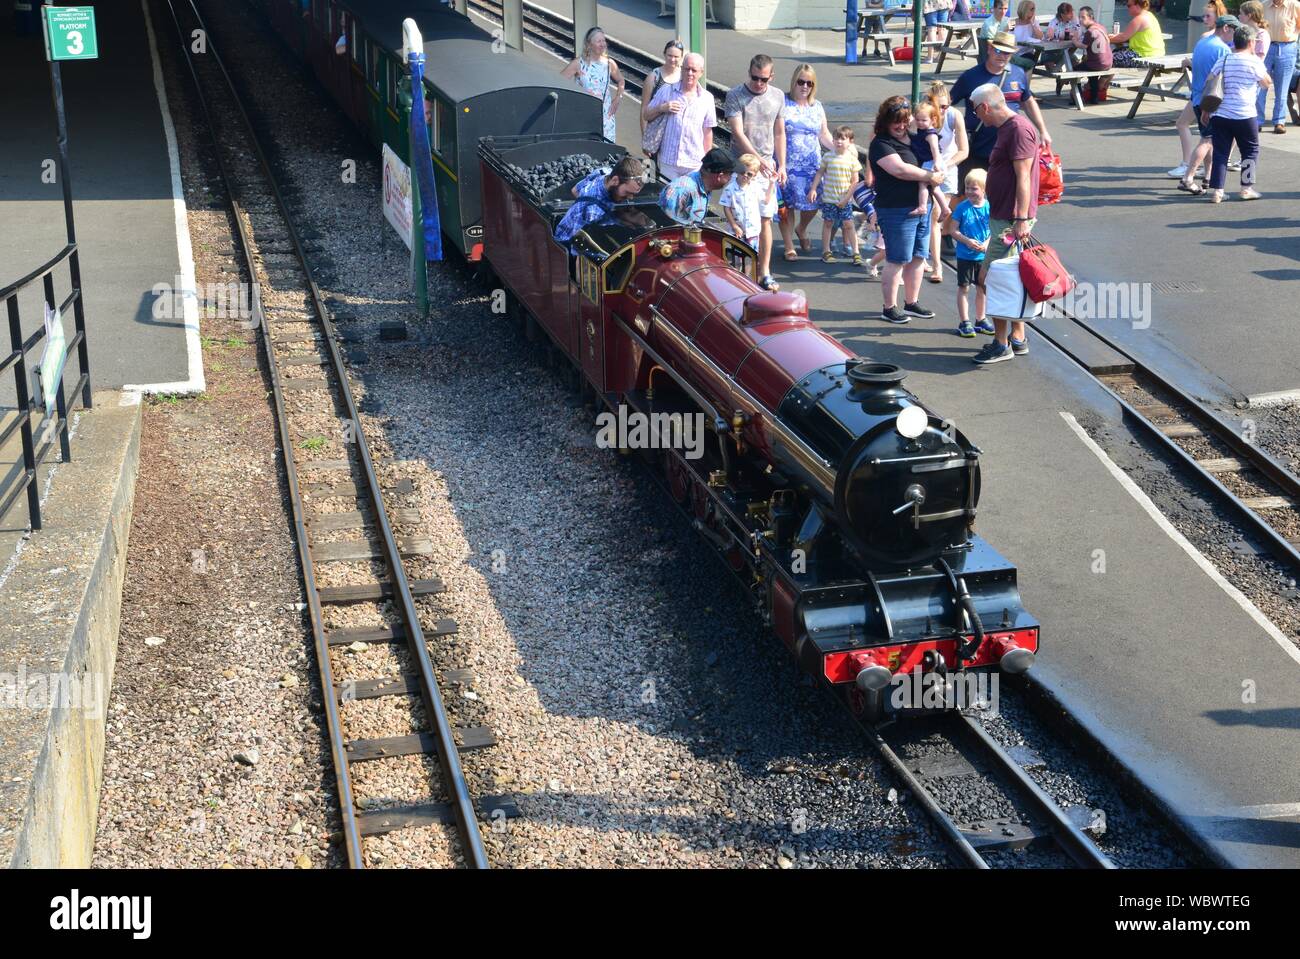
603, 249, 634, 295
367, 40, 378, 88
350, 20, 361, 63
386, 58, 397, 106
435, 97, 456, 158
579, 258, 600, 303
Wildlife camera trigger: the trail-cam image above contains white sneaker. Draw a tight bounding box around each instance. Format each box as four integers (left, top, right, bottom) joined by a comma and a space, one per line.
1240, 187, 1261, 200
1227, 159, 1242, 171
1209, 189, 1224, 203
1167, 164, 1188, 178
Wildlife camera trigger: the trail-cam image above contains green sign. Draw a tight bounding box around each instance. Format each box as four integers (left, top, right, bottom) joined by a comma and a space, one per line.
44, 6, 99, 61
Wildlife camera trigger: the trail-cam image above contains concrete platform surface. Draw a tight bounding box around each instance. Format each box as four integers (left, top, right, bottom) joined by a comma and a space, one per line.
0, 0, 198, 392
0, 391, 142, 868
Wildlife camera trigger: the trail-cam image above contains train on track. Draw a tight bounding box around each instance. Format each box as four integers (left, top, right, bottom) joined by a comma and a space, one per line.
262, 0, 602, 258
261, 1, 1040, 721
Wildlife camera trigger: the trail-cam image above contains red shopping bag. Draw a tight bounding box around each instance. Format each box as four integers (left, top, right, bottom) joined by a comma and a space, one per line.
1018, 235, 1075, 303
1037, 146, 1064, 206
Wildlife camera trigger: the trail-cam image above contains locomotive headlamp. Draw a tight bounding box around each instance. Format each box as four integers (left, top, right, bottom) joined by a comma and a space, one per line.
895, 405, 927, 439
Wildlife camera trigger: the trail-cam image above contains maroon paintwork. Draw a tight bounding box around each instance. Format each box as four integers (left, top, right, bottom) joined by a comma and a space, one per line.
480, 159, 856, 469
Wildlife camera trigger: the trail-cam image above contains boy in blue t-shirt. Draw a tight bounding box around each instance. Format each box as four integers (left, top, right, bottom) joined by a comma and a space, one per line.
945, 169, 994, 338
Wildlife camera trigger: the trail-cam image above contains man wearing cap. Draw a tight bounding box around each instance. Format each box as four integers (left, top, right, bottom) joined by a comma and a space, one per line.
659, 147, 736, 227
949, 32, 1052, 189
1177, 15, 1239, 194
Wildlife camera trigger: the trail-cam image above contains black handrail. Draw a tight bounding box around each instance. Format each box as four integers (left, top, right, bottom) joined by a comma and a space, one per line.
0, 243, 93, 532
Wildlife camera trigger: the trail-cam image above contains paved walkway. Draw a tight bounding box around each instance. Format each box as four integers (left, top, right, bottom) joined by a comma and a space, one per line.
527, 0, 1300, 401
0, 0, 198, 392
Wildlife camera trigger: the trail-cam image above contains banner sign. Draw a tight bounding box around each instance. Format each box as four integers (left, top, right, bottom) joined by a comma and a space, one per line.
382, 144, 414, 250
407, 52, 443, 262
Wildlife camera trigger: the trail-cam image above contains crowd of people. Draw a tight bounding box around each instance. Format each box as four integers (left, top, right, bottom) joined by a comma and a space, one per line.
554, 2, 1300, 366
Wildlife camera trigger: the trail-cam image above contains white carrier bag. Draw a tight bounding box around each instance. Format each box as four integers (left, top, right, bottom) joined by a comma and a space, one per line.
983, 245, 1043, 321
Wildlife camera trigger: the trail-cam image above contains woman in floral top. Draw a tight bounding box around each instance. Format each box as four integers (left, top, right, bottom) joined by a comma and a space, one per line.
778, 64, 833, 260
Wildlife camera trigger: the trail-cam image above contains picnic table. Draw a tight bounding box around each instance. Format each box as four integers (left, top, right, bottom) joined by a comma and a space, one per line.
1125, 52, 1191, 118
931, 20, 979, 74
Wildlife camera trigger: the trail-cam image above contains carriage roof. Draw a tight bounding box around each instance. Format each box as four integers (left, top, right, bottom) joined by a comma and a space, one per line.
341, 0, 581, 103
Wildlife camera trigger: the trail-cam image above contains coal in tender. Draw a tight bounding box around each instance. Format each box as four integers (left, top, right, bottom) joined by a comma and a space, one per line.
506, 152, 624, 201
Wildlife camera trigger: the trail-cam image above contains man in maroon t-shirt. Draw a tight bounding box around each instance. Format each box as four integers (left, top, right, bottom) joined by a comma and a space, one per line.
971, 82, 1041, 364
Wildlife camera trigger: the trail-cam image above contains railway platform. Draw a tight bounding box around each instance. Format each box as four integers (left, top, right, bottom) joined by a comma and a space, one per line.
0, 0, 199, 393
507, 0, 1300, 403
480, 2, 1300, 867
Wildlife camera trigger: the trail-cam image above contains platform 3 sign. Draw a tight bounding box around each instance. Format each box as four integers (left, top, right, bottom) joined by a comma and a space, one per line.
43, 6, 99, 61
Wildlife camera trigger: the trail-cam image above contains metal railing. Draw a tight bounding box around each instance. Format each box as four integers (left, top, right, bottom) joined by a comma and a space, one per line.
0, 242, 92, 532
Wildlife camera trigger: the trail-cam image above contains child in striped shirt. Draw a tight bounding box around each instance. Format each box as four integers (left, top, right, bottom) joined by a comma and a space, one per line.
808, 126, 864, 265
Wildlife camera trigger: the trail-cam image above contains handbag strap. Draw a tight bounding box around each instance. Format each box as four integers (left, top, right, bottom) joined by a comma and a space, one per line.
973, 68, 1010, 135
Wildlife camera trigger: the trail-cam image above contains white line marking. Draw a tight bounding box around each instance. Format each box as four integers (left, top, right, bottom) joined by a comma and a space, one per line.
1246, 388, 1300, 409
1211, 802, 1300, 820
127, 0, 205, 396
1060, 411, 1300, 666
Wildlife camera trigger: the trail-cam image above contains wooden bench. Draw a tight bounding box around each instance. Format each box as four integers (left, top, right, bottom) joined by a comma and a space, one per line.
1126, 54, 1191, 118
1052, 69, 1117, 109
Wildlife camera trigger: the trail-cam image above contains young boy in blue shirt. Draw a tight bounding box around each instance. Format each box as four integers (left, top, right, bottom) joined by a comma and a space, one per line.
945, 169, 994, 338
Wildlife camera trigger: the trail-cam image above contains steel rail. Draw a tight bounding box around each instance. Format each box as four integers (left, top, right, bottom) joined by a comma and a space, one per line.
168, 0, 489, 868
956, 713, 1114, 868
1030, 307, 1300, 577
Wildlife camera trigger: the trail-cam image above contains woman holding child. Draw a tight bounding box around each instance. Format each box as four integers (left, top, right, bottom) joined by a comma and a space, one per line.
868, 96, 947, 326
919, 81, 968, 284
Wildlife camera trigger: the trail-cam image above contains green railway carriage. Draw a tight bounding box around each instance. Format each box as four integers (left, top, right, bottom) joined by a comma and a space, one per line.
263, 0, 603, 258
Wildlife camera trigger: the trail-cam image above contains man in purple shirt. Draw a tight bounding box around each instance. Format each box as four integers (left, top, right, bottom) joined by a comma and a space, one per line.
645, 53, 717, 180
971, 83, 1041, 365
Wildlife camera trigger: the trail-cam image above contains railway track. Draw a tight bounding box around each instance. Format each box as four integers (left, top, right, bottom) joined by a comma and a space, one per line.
874, 712, 1113, 868
166, 0, 503, 868
1030, 309, 1300, 577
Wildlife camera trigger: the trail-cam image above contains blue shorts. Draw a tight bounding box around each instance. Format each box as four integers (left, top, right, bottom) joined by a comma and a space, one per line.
1194, 106, 1213, 139
820, 202, 854, 224
876, 205, 931, 264
924, 9, 949, 26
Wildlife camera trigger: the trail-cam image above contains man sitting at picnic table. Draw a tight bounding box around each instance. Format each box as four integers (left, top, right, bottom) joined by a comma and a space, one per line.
950, 32, 1052, 186
1110, 0, 1166, 67
1073, 6, 1115, 101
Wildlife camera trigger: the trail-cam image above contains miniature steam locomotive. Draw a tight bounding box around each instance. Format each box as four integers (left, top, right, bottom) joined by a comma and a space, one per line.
479, 135, 1039, 722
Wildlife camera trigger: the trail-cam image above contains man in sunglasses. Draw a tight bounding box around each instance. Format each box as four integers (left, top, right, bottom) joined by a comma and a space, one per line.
949, 32, 1051, 188
724, 54, 788, 291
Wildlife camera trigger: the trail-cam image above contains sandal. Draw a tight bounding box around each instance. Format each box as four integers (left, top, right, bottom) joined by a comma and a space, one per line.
822, 252, 835, 263
1177, 179, 1205, 195
797, 234, 811, 252
852, 253, 863, 266
784, 249, 799, 261
928, 273, 943, 284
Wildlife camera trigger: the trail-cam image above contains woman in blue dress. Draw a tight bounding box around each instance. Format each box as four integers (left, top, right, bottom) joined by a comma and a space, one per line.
778, 64, 834, 260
